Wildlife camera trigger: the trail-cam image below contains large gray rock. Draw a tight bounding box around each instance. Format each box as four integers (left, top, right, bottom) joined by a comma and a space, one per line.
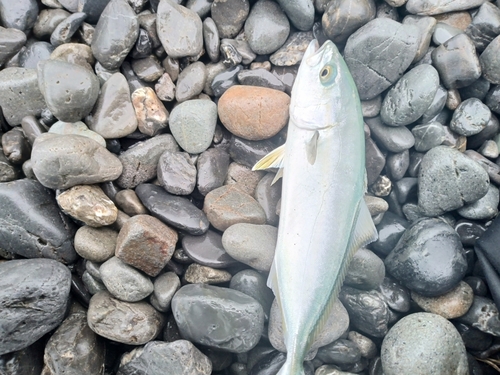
0, 0, 38, 31
406, 0, 488, 15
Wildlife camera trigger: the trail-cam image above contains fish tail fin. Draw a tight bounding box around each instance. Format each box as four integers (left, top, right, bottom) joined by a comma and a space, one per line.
277, 353, 305, 375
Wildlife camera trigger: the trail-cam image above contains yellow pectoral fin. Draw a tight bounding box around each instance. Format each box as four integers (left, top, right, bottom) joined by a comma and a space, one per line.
253, 145, 286, 184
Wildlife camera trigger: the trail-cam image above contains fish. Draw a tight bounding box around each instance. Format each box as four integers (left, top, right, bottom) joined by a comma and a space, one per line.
253, 39, 378, 375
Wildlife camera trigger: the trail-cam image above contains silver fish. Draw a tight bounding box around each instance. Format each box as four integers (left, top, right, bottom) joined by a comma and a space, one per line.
253, 39, 378, 375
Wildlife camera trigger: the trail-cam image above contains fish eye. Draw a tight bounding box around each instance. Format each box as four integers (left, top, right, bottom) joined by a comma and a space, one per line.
319, 65, 336, 85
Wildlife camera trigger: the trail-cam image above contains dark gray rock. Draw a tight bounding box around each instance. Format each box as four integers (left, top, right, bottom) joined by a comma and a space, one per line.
75, 226, 117, 263
196, 147, 230, 196
0, 0, 38, 31
203, 17, 219, 62
254, 172, 281, 225
365, 137, 385, 185
175, 62, 207, 102
432, 22, 462, 46
406, 0, 489, 16
131, 28, 153, 59
237, 69, 286, 92
372, 209, 409, 255
450, 98, 492, 136
50, 12, 87, 47
77, 0, 111, 24
187, 0, 212, 17
412, 122, 446, 152
316, 339, 361, 366
0, 339, 44, 374
211, 65, 243, 97
402, 15, 437, 62
345, 248, 385, 291
228, 136, 274, 169
456, 296, 500, 336
380, 64, 439, 126
32, 133, 123, 189
171, 284, 265, 353
182, 230, 238, 268
211, 0, 249, 39
131, 55, 164, 82
386, 149, 409, 181
230, 269, 274, 320
136, 183, 209, 235
275, 0, 314, 31
0, 68, 46, 126
457, 184, 499, 220
480, 34, 500, 85
365, 116, 415, 153
376, 277, 411, 313
344, 18, 420, 100
37, 60, 99, 122
157, 150, 197, 195
1, 127, 31, 165
18, 41, 54, 69
418, 146, 490, 216
486, 84, 500, 115
384, 218, 468, 297
91, 0, 139, 70
33, 9, 70, 40
0, 179, 77, 262
465, 2, 500, 52
420, 85, 447, 123
0, 27, 26, 67
221, 38, 256, 66
0, 151, 19, 182
0, 259, 71, 355
150, 272, 180, 312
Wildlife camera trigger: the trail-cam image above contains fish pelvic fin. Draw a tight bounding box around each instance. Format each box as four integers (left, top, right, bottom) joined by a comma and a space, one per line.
277, 352, 305, 375
252, 144, 286, 185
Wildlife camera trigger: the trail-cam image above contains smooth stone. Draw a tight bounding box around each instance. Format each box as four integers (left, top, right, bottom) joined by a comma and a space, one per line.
149, 272, 180, 312
406, 0, 488, 15
203, 62, 225, 96
361, 96, 382, 118
90, 72, 138, 139
131, 55, 164, 82
37, 60, 99, 122
321, 0, 376, 44
457, 296, 500, 336
49, 121, 106, 147
116, 134, 178, 189
315, 366, 357, 375
460, 77, 491, 103
136, 183, 209, 235
420, 85, 447, 123
18, 41, 54, 69
339, 286, 390, 337
454, 219, 486, 246
237, 69, 286, 92
0, 259, 71, 355
457, 183, 499, 220
1, 127, 31, 165
0, 341, 42, 374
0, 179, 77, 262
344, 18, 420, 100
381, 313, 468, 375
184, 264, 232, 284
481, 35, 500, 85
79, 22, 94, 45
411, 281, 474, 319
465, 2, 500, 52
0, 151, 19, 182
384, 218, 468, 297
229, 136, 275, 169
155, 72, 176, 101
42, 305, 105, 374
131, 87, 169, 136
402, 15, 437, 62
203, 17, 220, 62
345, 248, 385, 291
32, 133, 122, 189
186, 0, 212, 17
450, 98, 491, 136
33, 9, 70, 39
464, 149, 500, 185
269, 31, 314, 67
94, 61, 117, 84
169, 99, 217, 154
115, 189, 148, 216
131, 28, 152, 59
412, 122, 446, 152
219, 85, 290, 141
365, 137, 386, 185
365, 195, 389, 217
275, 0, 314, 31
175, 62, 207, 102
244, 0, 290, 55
118, 340, 212, 375
74, 226, 117, 262
220, 37, 256, 67
479, 139, 499, 158
211, 64, 243, 97
50, 12, 87, 47
100, 256, 154, 302
87, 291, 164, 345
225, 162, 264, 196
157, 150, 197, 195
380, 64, 439, 126
56, 184, 117, 227
0, 0, 38, 31
376, 277, 411, 313
91, 0, 139, 70
418, 146, 490, 216
455, 323, 493, 352
59, 0, 78, 12
222, 223, 277, 272
230, 269, 274, 320
77, 0, 111, 24
197, 147, 231, 196
211, 0, 249, 38
115, 214, 178, 277
0, 68, 46, 126
431, 33, 482, 89
254, 172, 282, 226
432, 22, 462, 45
386, 150, 410, 181
156, 0, 202, 58
172, 284, 265, 353
316, 339, 361, 366
0, 27, 26, 66
365, 116, 415, 153
348, 331, 377, 359
393, 177, 418, 204
182, 230, 238, 269
204, 185, 267, 231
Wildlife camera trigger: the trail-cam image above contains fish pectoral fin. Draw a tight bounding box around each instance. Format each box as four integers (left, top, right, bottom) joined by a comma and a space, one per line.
348, 198, 378, 254
252, 144, 285, 171
306, 130, 319, 165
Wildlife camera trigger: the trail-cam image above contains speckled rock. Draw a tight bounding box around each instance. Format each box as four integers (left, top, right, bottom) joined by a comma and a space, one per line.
449, 98, 492, 136
406, 0, 488, 16
184, 264, 232, 284
269, 31, 314, 66
211, 0, 249, 39
157, 150, 197, 195
131, 87, 169, 137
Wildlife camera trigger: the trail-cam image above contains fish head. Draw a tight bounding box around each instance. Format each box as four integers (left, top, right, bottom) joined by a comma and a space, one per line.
289, 39, 361, 132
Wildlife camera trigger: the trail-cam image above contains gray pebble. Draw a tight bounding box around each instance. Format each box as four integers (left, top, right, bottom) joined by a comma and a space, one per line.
182, 229, 238, 268
275, 0, 314, 31
361, 96, 382, 118
432, 22, 462, 45
348, 331, 377, 359
131, 55, 164, 82
77, 0, 111, 24
269, 31, 314, 67
187, 0, 212, 18
237, 69, 286, 92
465, 2, 500, 52
365, 137, 385, 185
0, 27, 27, 66
18, 41, 54, 69
74, 226, 117, 263
49, 121, 105, 147
221, 38, 256, 66
50, 12, 87, 47
376, 277, 411, 313
115, 189, 149, 216
176, 62, 207, 102
457, 295, 500, 336
450, 98, 491, 136
157, 150, 197, 195
203, 17, 220, 62
0, 151, 19, 182
230, 269, 274, 320
406, 0, 488, 15
254, 172, 282, 225
412, 122, 446, 152
1, 127, 31, 165
197, 147, 230, 195
457, 183, 499, 220
155, 72, 176, 101
33, 9, 70, 39
150, 272, 181, 312
420, 85, 447, 123
184, 263, 232, 284
345, 248, 385, 291
316, 339, 361, 366
365, 116, 415, 153
479, 139, 499, 158
386, 149, 409, 181
480, 34, 500, 85
402, 15, 437, 62
211, 0, 249, 39
0, 0, 38, 31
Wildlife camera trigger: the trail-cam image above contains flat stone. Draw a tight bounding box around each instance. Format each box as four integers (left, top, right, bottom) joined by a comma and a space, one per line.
0, 179, 77, 262
115, 214, 178, 277
345, 248, 385, 290
87, 291, 164, 345
74, 226, 117, 262
0, 259, 71, 355
49, 121, 106, 147
157, 150, 197, 195
33, 9, 70, 39
225, 162, 264, 196
218, 85, 290, 141
182, 230, 238, 269
406, 0, 488, 15
203, 185, 267, 231
32, 133, 123, 189
316, 339, 361, 367
172, 284, 265, 353
229, 269, 274, 320
184, 264, 232, 284
211, 0, 249, 39
0, 27, 26, 66
131, 87, 169, 136
402, 15, 437, 62
0, 0, 38, 31
457, 183, 499, 220
197, 148, 231, 196
131, 55, 164, 82
50, 12, 87, 46
365, 116, 415, 153
90, 72, 138, 139
150, 272, 180, 312
91, 0, 139, 70
136, 183, 209, 235
169, 99, 217, 154
175, 62, 207, 103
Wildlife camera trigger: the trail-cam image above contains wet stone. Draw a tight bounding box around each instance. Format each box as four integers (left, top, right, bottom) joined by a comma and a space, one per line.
386, 150, 409, 181
376, 277, 411, 313
155, 72, 176, 101
136, 183, 209, 235
237, 69, 286, 92
406, 0, 487, 15
115, 189, 148, 216
0, 68, 46, 126
457, 296, 500, 336
211, 0, 249, 39
450, 98, 491, 136
361, 96, 382, 118
480, 35, 500, 85
18, 41, 54, 69
0, 0, 38, 31
0, 151, 19, 182
344, 248, 385, 291
365, 137, 385, 185
156, 0, 202, 58
87, 291, 164, 345
0, 259, 71, 355
150, 272, 180, 312
118, 340, 212, 375
455, 219, 486, 246
230, 269, 274, 320
131, 55, 164, 82
56, 184, 118, 227
432, 22, 462, 45
49, 121, 105, 147
132, 87, 169, 136
203, 184, 266, 231
100, 256, 154, 302
0, 27, 26, 66
316, 339, 361, 366
384, 218, 468, 297
254, 172, 282, 226
50, 12, 87, 47
348, 331, 377, 359
269, 31, 314, 67
184, 263, 232, 284
203, 17, 219, 62
132, 28, 152, 59
479, 139, 499, 159
169, 99, 217, 154
465, 2, 500, 52
115, 214, 178, 277
33, 9, 70, 39
344, 18, 420, 100
211, 64, 243, 97
172, 284, 264, 352
275, 0, 314, 31
365, 116, 415, 153
32, 133, 122, 189
116, 134, 178, 189
1, 127, 31, 165
418, 146, 490, 216
402, 16, 437, 62
381, 313, 468, 375
412, 122, 446, 152
175, 62, 207, 103
91, 0, 139, 70
225, 162, 264, 196
182, 230, 238, 269
74, 226, 117, 263
420, 85, 447, 123
197, 147, 231, 196
457, 183, 499, 220
157, 150, 196, 195
91, 72, 138, 139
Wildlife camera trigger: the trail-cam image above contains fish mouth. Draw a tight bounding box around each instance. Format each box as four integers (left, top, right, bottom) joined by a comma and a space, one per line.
305, 40, 334, 67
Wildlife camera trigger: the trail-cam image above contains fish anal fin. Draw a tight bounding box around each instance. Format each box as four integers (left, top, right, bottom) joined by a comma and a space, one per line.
252, 144, 285, 171
306, 131, 319, 165
267, 260, 287, 335
271, 168, 284, 185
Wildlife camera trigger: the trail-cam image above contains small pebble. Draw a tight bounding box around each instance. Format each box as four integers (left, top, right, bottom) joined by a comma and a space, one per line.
184, 263, 232, 284
74, 226, 117, 263
131, 87, 169, 136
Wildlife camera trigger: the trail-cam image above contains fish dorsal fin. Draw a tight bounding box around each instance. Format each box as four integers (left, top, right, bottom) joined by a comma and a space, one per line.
306, 130, 319, 165
252, 144, 285, 171
307, 199, 378, 348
